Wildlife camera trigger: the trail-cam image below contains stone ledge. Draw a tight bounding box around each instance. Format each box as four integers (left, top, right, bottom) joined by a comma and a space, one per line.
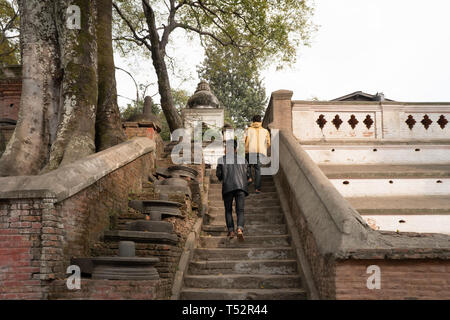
278, 130, 450, 258
0, 137, 155, 202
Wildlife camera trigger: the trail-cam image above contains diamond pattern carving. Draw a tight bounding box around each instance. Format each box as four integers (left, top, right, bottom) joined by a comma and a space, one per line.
316, 114, 327, 130
405, 115, 416, 130
363, 115, 374, 130
437, 115, 448, 129
348, 115, 359, 129
421, 114, 432, 130
332, 115, 343, 130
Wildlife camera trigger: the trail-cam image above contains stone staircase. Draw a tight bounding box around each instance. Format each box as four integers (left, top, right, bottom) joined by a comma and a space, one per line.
301, 142, 450, 234
180, 175, 307, 300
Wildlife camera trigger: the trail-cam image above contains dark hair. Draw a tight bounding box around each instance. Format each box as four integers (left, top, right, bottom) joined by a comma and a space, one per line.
252, 115, 262, 122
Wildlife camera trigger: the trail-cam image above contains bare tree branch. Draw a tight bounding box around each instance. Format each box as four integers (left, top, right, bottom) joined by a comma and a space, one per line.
115, 66, 140, 106
112, 1, 152, 52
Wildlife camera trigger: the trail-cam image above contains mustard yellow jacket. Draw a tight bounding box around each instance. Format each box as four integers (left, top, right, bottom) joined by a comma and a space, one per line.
244, 122, 271, 156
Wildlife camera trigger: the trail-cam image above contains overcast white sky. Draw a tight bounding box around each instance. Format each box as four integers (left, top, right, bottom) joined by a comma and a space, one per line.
115, 0, 450, 109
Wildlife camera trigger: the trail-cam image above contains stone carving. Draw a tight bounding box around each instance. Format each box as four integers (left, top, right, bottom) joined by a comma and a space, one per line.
186, 81, 220, 109
363, 114, 374, 130
421, 114, 433, 130
348, 114, 359, 129
125, 96, 162, 132
316, 114, 327, 129
405, 115, 416, 130
128, 199, 183, 221
91, 256, 160, 280
168, 165, 199, 179
89, 240, 160, 280
332, 114, 343, 130
437, 115, 448, 129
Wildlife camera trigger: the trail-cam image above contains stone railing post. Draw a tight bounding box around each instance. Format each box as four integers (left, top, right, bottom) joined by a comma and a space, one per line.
263, 90, 293, 131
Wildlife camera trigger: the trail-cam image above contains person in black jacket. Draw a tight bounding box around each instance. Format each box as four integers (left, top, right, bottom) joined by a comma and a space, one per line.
216, 139, 251, 241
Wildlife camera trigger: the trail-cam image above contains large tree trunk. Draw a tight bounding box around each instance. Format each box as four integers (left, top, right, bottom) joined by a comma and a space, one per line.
0, 0, 131, 176
142, 1, 182, 133
151, 48, 182, 132
0, 0, 60, 176
95, 0, 126, 151
44, 0, 99, 171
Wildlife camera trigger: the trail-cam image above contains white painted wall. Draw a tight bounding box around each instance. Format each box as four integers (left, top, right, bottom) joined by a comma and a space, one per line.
363, 215, 450, 235
331, 178, 450, 197
303, 145, 450, 165
182, 108, 225, 133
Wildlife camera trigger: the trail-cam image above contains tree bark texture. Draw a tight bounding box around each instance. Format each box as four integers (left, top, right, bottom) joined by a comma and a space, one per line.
95, 0, 126, 151
0, 0, 126, 176
0, 0, 61, 176
44, 0, 99, 171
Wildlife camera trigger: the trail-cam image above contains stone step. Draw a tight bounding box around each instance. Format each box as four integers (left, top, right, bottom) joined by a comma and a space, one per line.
202, 224, 287, 236
183, 274, 302, 289
208, 198, 281, 208
188, 259, 297, 275
208, 206, 282, 215
320, 164, 450, 179
208, 186, 277, 193
199, 235, 290, 248
180, 287, 307, 300
193, 247, 295, 261
348, 195, 450, 214
103, 230, 178, 244
209, 183, 276, 190
205, 213, 284, 225
208, 191, 279, 201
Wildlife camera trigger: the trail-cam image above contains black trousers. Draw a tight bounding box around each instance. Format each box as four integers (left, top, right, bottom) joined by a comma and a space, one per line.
223, 190, 245, 232
246, 153, 262, 190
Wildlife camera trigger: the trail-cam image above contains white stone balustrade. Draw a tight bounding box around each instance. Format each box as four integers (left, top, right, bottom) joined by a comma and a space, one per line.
292, 101, 450, 142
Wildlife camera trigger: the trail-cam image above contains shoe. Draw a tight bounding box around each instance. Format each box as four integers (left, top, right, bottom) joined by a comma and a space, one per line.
237, 228, 244, 242
255, 189, 261, 194
227, 231, 235, 239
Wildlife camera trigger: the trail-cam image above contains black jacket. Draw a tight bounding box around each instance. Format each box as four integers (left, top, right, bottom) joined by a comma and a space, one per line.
216, 154, 250, 196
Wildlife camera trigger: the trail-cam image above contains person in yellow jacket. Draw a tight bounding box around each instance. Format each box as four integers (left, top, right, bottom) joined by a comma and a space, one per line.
244, 115, 271, 194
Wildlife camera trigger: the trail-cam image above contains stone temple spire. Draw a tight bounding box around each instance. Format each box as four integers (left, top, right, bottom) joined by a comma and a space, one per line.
186, 81, 221, 109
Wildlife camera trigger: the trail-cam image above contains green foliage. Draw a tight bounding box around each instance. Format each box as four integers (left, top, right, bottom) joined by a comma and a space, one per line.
159, 88, 189, 140
178, 0, 316, 69
198, 42, 267, 129
112, 0, 316, 68
120, 102, 143, 121
112, 0, 315, 132
0, 0, 20, 66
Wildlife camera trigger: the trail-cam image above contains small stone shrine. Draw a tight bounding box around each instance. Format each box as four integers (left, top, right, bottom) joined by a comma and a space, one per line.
181, 81, 225, 167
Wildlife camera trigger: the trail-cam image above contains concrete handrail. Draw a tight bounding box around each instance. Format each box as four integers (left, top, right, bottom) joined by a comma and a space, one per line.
280, 130, 366, 234
0, 137, 155, 202
277, 129, 379, 255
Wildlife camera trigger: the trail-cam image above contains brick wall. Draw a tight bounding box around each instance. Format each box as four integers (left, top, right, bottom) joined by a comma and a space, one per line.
276, 165, 450, 300
335, 259, 450, 300
48, 278, 170, 300
123, 122, 164, 157
0, 139, 167, 300
0, 199, 44, 299
0, 79, 21, 121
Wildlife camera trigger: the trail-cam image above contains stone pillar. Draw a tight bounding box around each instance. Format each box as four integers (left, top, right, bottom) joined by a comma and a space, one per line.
264, 90, 293, 131
143, 96, 153, 119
